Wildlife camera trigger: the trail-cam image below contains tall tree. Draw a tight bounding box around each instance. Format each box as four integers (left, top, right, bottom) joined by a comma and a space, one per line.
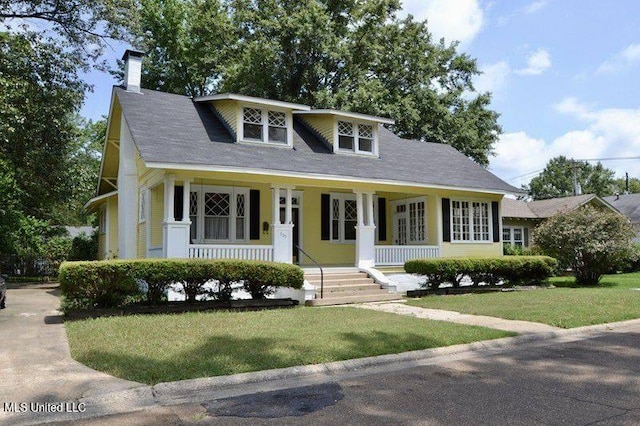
127, 0, 501, 165
525, 156, 617, 200
0, 31, 87, 220
1, 0, 135, 65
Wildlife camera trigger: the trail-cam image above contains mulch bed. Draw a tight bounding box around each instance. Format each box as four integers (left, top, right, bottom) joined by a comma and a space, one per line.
63, 298, 299, 320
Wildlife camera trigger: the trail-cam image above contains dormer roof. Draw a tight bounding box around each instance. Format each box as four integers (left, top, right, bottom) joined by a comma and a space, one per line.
194, 93, 311, 111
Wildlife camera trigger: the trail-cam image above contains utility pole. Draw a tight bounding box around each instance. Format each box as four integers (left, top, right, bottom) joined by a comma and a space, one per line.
571, 159, 582, 196
625, 172, 629, 194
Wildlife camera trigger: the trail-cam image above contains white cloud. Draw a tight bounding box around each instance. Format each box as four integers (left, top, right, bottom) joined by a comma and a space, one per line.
524, 0, 548, 14
597, 43, 640, 74
490, 99, 640, 185
516, 48, 552, 75
475, 61, 511, 94
402, 0, 484, 45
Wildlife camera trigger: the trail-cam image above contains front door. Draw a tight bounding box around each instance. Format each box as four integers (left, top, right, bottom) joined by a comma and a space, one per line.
280, 207, 300, 263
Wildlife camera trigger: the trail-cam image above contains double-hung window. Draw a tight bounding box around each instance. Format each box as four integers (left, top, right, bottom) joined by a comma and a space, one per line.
503, 227, 524, 248
331, 194, 358, 243
451, 200, 491, 242
337, 121, 375, 154
189, 185, 249, 243
138, 189, 147, 223
242, 107, 288, 145
99, 206, 107, 234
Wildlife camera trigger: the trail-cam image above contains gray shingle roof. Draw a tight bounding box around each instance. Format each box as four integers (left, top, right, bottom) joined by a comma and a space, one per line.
503, 194, 619, 219
116, 87, 519, 193
603, 193, 640, 224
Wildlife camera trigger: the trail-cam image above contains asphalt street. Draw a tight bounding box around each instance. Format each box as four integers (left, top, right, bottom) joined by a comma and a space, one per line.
57, 322, 640, 425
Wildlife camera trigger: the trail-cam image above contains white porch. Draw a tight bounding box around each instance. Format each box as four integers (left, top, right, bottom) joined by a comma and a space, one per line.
153, 174, 443, 267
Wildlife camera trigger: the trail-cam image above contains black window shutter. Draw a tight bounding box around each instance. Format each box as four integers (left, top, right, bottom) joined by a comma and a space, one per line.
523, 227, 529, 247
378, 197, 387, 241
442, 198, 451, 242
174, 186, 184, 221
321, 194, 330, 240
250, 190, 260, 240
492, 201, 500, 242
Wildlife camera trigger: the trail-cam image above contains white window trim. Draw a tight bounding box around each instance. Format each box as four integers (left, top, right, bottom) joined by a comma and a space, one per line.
99, 205, 107, 235
333, 119, 379, 156
391, 196, 428, 245
503, 226, 525, 247
138, 188, 148, 224
237, 104, 293, 148
450, 198, 493, 244
189, 184, 250, 244
330, 193, 358, 244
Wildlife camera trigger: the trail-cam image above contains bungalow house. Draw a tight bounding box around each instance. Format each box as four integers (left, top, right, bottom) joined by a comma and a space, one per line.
86, 50, 519, 303
502, 194, 620, 249
603, 193, 640, 242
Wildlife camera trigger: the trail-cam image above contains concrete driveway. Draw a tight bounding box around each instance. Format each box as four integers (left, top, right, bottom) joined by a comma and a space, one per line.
0, 284, 143, 423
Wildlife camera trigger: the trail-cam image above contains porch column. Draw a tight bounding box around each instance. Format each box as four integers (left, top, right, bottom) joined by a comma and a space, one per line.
272, 186, 294, 263
163, 175, 190, 258
355, 191, 376, 268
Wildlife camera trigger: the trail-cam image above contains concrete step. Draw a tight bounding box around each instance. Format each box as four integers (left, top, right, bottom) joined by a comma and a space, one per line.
306, 277, 373, 286
304, 273, 368, 281
316, 289, 391, 297
318, 283, 383, 293
305, 293, 403, 306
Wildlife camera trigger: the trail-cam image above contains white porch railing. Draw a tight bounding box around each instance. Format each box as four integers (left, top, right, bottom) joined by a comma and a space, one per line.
375, 245, 440, 266
188, 244, 274, 261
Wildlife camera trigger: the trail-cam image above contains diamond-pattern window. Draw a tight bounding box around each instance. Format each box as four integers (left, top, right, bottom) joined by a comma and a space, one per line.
205, 193, 229, 216
338, 121, 353, 135
236, 194, 245, 217
243, 108, 262, 124
358, 124, 373, 139
268, 111, 286, 127
344, 200, 357, 221
189, 192, 198, 216
332, 199, 340, 220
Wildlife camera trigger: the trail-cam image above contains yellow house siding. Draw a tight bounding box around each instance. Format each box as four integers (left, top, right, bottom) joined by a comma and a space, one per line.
299, 116, 334, 146
440, 242, 502, 257
150, 184, 164, 248
138, 222, 147, 258
108, 197, 118, 259
98, 234, 106, 260
212, 100, 238, 135
298, 186, 355, 266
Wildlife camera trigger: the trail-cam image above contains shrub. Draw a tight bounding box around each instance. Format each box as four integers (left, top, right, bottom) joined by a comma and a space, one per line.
533, 206, 636, 286
58, 259, 305, 311
404, 256, 558, 289
68, 231, 98, 261
59, 261, 140, 310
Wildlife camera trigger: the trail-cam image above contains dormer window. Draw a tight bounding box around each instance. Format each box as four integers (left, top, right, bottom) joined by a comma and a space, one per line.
337, 121, 375, 154
242, 107, 288, 144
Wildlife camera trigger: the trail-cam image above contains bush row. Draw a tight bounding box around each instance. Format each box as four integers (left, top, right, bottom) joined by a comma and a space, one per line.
404, 256, 558, 289
59, 259, 304, 311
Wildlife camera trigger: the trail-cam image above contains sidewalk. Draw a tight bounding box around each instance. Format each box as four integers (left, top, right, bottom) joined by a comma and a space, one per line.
352, 301, 562, 333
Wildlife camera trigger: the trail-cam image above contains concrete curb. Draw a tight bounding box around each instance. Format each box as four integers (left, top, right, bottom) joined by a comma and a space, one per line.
15, 317, 640, 426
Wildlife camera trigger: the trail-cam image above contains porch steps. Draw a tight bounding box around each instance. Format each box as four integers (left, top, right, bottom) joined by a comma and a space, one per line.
304, 271, 402, 306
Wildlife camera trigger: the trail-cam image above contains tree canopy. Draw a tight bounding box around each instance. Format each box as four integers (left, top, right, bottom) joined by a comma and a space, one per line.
525, 156, 617, 200
126, 0, 501, 165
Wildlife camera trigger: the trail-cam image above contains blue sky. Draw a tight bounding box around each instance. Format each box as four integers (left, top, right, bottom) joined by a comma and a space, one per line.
80, 0, 640, 188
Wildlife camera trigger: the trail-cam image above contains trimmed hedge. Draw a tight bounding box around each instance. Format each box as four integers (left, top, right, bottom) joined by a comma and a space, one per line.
404, 256, 558, 289
59, 259, 304, 311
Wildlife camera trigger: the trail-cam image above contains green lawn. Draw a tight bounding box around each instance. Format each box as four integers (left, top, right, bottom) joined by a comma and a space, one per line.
406, 272, 640, 329
66, 307, 512, 385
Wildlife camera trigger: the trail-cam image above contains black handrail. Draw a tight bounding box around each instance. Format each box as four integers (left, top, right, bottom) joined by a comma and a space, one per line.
295, 245, 324, 299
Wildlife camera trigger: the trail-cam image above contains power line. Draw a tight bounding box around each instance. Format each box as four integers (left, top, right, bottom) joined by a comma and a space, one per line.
505, 155, 640, 184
